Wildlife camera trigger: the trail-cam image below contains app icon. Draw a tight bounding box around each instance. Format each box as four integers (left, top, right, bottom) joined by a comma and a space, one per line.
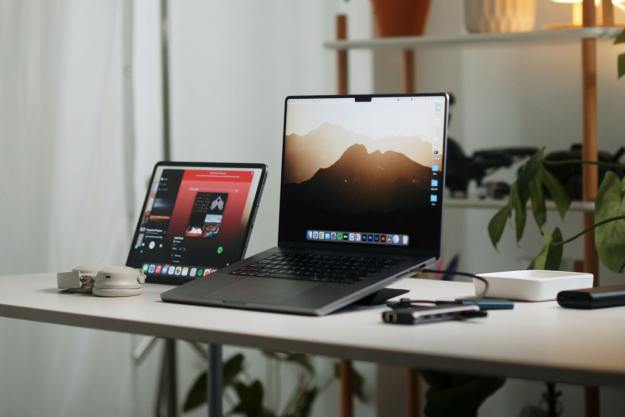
313, 231, 319, 239
393, 235, 400, 244
331, 232, 337, 240
431, 179, 439, 187
217, 246, 224, 254
162, 265, 169, 274
374, 235, 380, 242
169, 267, 175, 275
349, 233, 355, 241
155, 265, 162, 274
204, 269, 213, 276
356, 233, 361, 241
142, 264, 149, 272
432, 164, 440, 172
402, 235, 409, 245
367, 234, 374, 241
148, 264, 156, 273
190, 267, 197, 276
307, 230, 313, 239
197, 268, 204, 277
175, 266, 182, 275
381, 235, 386, 243
325, 232, 331, 240
181, 267, 189, 276
433, 147, 440, 155
337, 232, 343, 240
318, 231, 324, 240
430, 194, 438, 203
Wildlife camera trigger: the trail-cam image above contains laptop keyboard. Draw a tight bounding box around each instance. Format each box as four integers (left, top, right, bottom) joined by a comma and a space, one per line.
230, 253, 400, 284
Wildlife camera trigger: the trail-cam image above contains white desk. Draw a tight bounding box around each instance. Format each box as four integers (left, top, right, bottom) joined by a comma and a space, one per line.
1, 273, 625, 387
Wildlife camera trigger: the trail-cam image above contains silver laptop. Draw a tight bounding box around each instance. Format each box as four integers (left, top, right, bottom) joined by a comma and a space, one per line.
161, 93, 449, 315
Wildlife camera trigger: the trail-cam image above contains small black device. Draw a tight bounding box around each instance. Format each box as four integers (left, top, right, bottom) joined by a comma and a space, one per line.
126, 161, 267, 284
557, 285, 625, 309
382, 304, 485, 325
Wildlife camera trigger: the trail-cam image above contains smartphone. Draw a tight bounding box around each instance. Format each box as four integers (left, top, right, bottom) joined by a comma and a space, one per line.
382, 304, 482, 325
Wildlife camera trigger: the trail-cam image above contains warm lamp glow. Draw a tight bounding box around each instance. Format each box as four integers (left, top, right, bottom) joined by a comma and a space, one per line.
551, 0, 625, 26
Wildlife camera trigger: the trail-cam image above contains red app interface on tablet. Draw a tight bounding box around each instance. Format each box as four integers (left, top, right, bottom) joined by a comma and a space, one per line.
128, 166, 263, 279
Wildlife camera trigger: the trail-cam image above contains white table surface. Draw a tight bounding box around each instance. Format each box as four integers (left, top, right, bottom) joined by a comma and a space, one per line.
1, 273, 624, 386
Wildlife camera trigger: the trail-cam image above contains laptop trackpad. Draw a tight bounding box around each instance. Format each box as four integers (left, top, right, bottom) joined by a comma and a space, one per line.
204, 278, 318, 305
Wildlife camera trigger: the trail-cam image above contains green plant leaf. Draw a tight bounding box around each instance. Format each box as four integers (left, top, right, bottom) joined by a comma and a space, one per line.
288, 387, 318, 417
530, 227, 563, 270
615, 29, 625, 44
541, 167, 571, 218
183, 353, 247, 413
231, 380, 268, 417
511, 184, 526, 242
488, 206, 510, 249
594, 172, 625, 272
183, 371, 208, 413
619, 53, 625, 80
516, 150, 542, 203
224, 353, 245, 387
528, 175, 546, 228
263, 351, 314, 375
422, 371, 506, 417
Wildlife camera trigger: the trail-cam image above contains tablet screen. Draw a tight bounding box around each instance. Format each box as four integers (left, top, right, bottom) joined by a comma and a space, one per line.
126, 163, 266, 283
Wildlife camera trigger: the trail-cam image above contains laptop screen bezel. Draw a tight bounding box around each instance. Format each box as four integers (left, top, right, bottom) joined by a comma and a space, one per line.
277, 93, 449, 259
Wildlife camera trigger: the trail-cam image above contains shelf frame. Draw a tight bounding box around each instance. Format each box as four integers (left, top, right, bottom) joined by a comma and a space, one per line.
324, 27, 622, 50
332, 4, 617, 416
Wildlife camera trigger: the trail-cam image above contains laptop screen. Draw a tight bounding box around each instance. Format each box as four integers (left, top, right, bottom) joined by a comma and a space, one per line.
278, 94, 448, 256
127, 162, 265, 283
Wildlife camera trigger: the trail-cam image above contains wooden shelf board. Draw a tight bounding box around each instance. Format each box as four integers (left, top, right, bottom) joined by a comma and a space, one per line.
445, 198, 594, 212
324, 27, 622, 50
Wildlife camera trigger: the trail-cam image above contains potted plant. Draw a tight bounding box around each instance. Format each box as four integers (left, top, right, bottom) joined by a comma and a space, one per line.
487, 148, 625, 271
370, 0, 432, 37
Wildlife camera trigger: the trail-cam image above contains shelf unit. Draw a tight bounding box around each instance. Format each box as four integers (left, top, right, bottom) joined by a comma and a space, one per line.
446, 198, 595, 212
328, 3, 618, 417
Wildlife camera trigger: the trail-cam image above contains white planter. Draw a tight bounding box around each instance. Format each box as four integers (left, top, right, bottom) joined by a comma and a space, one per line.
465, 0, 535, 33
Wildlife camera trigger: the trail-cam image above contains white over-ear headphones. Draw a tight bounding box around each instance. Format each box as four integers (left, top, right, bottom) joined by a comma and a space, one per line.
57, 265, 145, 297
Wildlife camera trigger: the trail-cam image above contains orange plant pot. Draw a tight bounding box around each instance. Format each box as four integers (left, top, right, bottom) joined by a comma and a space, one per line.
371, 0, 432, 37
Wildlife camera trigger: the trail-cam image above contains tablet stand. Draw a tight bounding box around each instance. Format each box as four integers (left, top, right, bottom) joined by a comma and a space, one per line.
351, 288, 409, 307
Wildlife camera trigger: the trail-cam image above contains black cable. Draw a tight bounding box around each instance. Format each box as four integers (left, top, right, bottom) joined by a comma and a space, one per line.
421, 268, 490, 299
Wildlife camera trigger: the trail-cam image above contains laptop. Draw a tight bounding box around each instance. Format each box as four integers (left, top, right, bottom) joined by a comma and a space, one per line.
126, 161, 267, 285
161, 93, 449, 315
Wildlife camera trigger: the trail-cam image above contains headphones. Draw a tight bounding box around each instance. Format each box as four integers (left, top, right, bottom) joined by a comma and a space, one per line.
57, 265, 145, 297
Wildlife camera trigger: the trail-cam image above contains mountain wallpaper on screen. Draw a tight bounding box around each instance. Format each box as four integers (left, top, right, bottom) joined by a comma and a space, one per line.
284, 123, 433, 184
284, 143, 430, 212
280, 123, 437, 244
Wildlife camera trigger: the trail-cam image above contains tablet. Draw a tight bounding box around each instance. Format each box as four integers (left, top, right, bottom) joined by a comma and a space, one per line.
126, 161, 267, 284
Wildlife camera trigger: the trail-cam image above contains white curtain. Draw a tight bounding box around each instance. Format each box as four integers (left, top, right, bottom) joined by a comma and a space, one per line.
0, 1, 139, 416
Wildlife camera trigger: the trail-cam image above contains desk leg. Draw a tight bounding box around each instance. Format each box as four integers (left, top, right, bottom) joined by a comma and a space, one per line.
340, 360, 353, 417
208, 344, 223, 417
406, 369, 421, 417
156, 339, 178, 417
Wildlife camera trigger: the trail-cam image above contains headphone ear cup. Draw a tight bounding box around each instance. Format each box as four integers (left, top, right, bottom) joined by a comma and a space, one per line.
92, 286, 143, 297
92, 266, 144, 297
